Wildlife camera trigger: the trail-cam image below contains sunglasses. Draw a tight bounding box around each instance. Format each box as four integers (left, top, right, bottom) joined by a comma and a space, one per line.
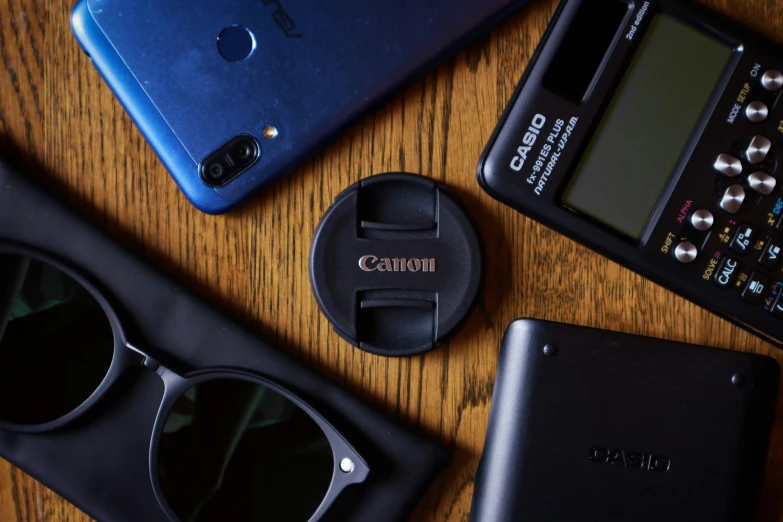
0, 242, 369, 522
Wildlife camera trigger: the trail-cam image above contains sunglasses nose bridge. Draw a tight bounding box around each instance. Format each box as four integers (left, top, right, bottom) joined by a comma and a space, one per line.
156, 365, 189, 392
124, 342, 158, 367
124, 342, 187, 385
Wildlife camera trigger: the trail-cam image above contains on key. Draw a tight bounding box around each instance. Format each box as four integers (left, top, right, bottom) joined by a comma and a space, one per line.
729, 224, 758, 255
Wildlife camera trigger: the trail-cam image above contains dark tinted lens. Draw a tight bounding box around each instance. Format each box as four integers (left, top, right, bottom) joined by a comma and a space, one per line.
0, 254, 115, 425
158, 378, 334, 522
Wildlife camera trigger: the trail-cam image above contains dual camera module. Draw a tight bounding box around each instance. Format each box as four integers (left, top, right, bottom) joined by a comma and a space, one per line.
200, 135, 260, 187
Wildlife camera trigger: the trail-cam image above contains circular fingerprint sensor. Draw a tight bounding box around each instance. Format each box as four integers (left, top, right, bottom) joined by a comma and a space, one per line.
217, 26, 256, 62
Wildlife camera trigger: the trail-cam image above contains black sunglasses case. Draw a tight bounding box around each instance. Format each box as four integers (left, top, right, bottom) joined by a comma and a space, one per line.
0, 159, 449, 522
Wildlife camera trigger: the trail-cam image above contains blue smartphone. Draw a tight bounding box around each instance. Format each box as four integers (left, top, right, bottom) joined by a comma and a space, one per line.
71, 0, 529, 214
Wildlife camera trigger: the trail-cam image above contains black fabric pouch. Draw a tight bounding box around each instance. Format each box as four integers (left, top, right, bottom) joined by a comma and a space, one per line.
0, 159, 448, 522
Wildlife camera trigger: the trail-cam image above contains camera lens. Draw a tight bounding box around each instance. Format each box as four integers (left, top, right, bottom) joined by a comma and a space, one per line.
237, 143, 254, 160
201, 135, 259, 187
207, 163, 224, 179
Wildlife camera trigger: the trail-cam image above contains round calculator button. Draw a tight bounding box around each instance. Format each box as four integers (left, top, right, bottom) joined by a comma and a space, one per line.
748, 171, 777, 195
720, 185, 745, 214
761, 69, 783, 91
745, 101, 769, 123
674, 241, 698, 264
746, 136, 772, 165
690, 209, 714, 231
714, 153, 742, 177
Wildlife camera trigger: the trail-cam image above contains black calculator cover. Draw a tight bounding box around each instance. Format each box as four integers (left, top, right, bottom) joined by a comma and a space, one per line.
0, 158, 449, 522
471, 319, 780, 522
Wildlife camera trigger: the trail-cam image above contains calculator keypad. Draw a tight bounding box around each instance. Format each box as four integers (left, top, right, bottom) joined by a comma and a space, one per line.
674, 241, 698, 263
690, 209, 714, 231
761, 69, 783, 91
748, 171, 776, 195
742, 272, 770, 304
746, 135, 772, 164
714, 153, 743, 177
674, 67, 782, 321
759, 238, 782, 269
729, 224, 759, 255
719, 185, 745, 213
771, 293, 783, 318
714, 256, 741, 288
746, 101, 769, 123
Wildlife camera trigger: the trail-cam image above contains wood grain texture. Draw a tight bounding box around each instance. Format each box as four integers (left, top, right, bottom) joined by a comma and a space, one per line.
1, 0, 783, 520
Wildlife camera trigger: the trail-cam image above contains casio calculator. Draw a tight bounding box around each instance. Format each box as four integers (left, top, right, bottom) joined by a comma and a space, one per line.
478, 0, 783, 345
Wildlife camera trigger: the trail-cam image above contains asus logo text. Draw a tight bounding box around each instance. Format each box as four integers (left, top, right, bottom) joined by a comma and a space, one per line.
261, 0, 302, 38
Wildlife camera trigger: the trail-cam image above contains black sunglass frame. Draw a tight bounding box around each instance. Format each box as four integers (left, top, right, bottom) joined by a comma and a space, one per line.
0, 241, 369, 522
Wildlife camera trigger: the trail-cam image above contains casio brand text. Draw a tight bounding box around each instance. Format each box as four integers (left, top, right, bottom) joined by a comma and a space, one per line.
589, 446, 671, 472
510, 114, 546, 172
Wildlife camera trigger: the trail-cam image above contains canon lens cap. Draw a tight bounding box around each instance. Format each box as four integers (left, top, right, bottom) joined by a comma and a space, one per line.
309, 173, 483, 357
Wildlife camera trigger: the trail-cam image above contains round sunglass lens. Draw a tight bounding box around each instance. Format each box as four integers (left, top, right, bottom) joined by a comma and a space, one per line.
157, 378, 334, 522
0, 254, 115, 426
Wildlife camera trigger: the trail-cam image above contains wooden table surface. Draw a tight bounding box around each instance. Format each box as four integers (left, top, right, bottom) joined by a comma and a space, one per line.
1, 0, 783, 520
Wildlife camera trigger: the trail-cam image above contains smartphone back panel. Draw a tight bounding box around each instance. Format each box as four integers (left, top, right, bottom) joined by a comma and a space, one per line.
72, 0, 528, 213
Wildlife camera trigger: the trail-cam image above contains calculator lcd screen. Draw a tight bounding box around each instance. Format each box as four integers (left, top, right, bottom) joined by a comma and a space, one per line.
562, 14, 733, 240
